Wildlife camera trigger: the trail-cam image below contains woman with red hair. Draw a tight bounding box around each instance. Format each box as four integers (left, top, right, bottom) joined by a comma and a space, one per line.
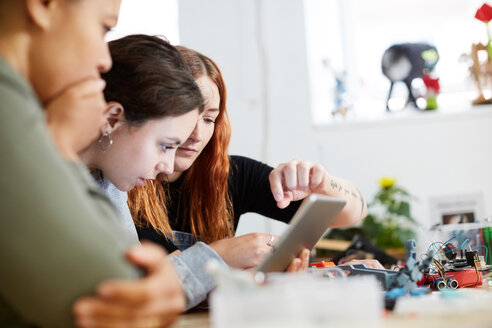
128, 46, 367, 269
73, 45, 375, 324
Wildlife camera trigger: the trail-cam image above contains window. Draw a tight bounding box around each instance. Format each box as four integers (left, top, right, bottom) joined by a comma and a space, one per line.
305, 0, 487, 124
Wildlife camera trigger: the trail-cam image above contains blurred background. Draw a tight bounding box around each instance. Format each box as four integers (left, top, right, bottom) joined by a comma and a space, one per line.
107, 0, 492, 242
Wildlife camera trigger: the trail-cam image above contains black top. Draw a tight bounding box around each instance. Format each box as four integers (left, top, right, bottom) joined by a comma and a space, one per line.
136, 155, 302, 252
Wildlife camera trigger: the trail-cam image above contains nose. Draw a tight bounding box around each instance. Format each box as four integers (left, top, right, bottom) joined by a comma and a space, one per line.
188, 120, 204, 143
155, 157, 174, 176
97, 43, 113, 73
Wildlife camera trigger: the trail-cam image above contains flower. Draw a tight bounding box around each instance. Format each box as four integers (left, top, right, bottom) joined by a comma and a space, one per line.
475, 3, 492, 23
475, 3, 492, 58
378, 176, 396, 189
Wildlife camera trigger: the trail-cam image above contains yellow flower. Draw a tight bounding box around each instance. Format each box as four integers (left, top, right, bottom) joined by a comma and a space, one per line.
379, 176, 396, 188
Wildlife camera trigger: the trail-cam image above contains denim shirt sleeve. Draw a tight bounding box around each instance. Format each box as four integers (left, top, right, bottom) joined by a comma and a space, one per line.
169, 242, 227, 310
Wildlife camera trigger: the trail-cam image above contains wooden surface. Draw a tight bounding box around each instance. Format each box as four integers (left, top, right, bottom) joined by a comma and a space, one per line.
173, 311, 209, 328
314, 238, 351, 251
173, 309, 492, 328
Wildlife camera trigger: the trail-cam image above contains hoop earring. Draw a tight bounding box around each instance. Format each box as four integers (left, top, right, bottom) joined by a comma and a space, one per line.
98, 131, 113, 153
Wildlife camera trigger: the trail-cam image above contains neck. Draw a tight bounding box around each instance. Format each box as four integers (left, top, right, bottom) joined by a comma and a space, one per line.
0, 4, 32, 83
0, 30, 31, 82
78, 143, 102, 171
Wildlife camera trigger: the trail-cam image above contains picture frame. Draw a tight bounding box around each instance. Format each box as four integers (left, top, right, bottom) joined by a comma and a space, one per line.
429, 192, 485, 226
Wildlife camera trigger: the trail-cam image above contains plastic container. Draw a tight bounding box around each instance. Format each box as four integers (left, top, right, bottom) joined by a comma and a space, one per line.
210, 274, 383, 328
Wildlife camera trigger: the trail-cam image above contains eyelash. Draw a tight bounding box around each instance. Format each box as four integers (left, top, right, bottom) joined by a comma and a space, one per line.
203, 117, 216, 124
161, 145, 175, 152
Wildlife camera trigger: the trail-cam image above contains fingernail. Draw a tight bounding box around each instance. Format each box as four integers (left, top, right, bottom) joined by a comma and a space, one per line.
274, 193, 283, 201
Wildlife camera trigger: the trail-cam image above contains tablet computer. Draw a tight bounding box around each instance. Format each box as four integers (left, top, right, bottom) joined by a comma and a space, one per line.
256, 194, 346, 273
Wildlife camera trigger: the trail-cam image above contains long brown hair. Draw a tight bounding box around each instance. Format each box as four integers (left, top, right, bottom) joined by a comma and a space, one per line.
128, 46, 233, 243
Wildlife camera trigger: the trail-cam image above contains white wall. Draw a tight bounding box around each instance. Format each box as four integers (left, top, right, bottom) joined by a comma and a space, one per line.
107, 0, 179, 43
179, 0, 318, 235
317, 107, 492, 229
178, 0, 492, 236
179, 0, 316, 163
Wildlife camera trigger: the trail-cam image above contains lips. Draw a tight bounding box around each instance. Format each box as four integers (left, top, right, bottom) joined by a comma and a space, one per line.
177, 147, 198, 157
178, 146, 197, 152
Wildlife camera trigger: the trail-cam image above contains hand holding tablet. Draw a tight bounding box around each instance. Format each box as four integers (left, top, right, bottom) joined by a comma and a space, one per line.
256, 194, 346, 273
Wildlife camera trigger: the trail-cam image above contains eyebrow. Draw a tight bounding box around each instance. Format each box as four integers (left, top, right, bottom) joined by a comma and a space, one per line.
206, 108, 220, 112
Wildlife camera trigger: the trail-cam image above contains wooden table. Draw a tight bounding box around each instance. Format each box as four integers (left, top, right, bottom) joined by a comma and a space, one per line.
173, 311, 209, 328
173, 310, 492, 328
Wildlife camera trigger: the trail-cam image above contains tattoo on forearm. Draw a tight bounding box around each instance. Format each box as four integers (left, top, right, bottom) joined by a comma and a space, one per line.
330, 179, 338, 190
331, 181, 365, 216
357, 188, 365, 218
330, 179, 345, 193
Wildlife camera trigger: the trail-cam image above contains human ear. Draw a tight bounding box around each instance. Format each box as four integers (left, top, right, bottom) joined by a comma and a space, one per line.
25, 0, 57, 30
104, 101, 125, 131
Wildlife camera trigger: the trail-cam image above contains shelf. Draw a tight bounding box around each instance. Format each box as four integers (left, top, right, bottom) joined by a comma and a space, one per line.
314, 93, 492, 131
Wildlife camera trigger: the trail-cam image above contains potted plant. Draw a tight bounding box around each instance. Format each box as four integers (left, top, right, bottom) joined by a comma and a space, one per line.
361, 177, 417, 252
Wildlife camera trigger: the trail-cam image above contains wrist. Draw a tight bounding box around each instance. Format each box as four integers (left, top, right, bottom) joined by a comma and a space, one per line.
319, 171, 335, 195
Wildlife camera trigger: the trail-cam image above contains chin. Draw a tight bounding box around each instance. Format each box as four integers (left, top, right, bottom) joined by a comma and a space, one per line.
174, 160, 194, 172
114, 182, 132, 192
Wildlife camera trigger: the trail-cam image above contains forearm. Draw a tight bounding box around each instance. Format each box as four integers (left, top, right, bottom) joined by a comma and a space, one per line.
319, 173, 367, 228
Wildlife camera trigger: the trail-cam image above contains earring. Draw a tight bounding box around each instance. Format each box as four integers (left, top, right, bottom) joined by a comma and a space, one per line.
98, 131, 113, 153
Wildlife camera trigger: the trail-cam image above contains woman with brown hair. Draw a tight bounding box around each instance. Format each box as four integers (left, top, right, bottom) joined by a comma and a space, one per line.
79, 34, 204, 241
128, 46, 367, 269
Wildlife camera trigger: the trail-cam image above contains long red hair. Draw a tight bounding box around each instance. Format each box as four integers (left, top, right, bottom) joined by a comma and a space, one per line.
128, 46, 233, 243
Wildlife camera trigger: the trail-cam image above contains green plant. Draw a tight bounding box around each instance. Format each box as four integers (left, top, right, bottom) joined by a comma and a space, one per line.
361, 177, 417, 250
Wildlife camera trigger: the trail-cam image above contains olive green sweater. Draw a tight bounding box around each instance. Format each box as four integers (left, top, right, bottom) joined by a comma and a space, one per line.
0, 57, 141, 327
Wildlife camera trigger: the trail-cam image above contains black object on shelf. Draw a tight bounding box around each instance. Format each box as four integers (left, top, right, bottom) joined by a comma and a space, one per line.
382, 43, 438, 111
